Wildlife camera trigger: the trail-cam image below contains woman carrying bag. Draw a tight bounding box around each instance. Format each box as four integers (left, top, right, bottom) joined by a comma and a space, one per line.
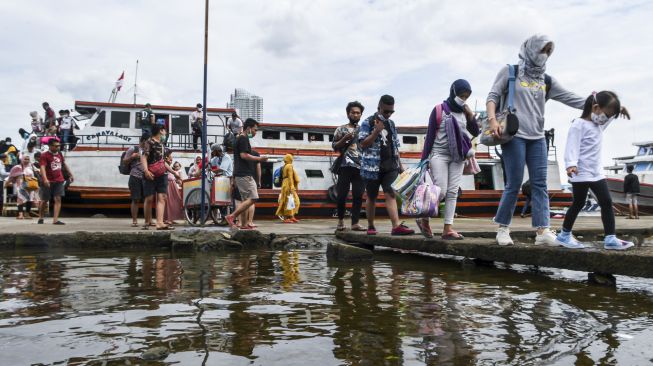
5, 155, 40, 219
417, 79, 479, 239
276, 154, 301, 223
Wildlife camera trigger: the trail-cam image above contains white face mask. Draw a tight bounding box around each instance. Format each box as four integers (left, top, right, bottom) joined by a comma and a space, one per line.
454, 96, 466, 107
591, 112, 613, 125
533, 53, 549, 67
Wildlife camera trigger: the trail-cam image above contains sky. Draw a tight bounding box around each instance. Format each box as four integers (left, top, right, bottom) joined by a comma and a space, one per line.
1, 0, 652, 182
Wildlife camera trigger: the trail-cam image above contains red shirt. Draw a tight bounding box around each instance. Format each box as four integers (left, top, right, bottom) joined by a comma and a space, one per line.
40, 151, 66, 183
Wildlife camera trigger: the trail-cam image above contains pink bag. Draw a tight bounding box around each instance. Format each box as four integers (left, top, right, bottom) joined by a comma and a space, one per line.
401, 170, 441, 217
463, 156, 481, 175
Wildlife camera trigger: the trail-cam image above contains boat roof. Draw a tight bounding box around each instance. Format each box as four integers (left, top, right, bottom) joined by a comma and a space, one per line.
260, 122, 427, 134
613, 155, 635, 160
633, 141, 653, 147
75, 100, 235, 113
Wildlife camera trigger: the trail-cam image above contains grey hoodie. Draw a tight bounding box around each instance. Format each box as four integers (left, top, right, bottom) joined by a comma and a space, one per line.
487, 65, 585, 140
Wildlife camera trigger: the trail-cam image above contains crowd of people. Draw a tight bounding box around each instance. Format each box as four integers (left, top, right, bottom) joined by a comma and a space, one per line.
327, 34, 636, 251
1, 34, 641, 251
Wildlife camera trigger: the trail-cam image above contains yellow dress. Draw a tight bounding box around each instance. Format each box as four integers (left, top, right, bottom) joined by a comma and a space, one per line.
276, 154, 301, 217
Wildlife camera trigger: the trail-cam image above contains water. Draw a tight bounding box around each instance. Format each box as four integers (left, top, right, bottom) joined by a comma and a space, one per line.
1, 248, 653, 365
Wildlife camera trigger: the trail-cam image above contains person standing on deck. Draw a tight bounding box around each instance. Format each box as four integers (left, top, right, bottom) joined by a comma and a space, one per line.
358, 95, 414, 236
139, 103, 155, 139
123, 135, 148, 227
557, 91, 633, 250
38, 138, 73, 225
417, 79, 479, 240
486, 34, 586, 246
190, 103, 204, 152
624, 165, 640, 219
225, 118, 268, 229
333, 101, 366, 232
42, 102, 56, 135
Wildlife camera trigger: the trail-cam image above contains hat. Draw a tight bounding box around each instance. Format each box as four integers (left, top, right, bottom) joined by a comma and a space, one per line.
196, 103, 203, 109
29, 111, 38, 118
211, 143, 223, 152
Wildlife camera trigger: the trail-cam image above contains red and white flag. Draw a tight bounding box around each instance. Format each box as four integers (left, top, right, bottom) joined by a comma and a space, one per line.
115, 71, 124, 91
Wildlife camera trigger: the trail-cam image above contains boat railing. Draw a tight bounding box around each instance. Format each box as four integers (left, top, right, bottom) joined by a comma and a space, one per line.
70, 133, 226, 151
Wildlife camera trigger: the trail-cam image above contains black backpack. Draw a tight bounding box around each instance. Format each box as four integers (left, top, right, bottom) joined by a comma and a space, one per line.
119, 146, 136, 175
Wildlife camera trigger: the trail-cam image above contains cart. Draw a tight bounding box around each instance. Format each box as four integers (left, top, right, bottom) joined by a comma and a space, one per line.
182, 175, 232, 226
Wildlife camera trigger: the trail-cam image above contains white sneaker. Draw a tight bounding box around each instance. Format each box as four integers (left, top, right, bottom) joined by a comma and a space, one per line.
496, 226, 514, 246
535, 229, 564, 247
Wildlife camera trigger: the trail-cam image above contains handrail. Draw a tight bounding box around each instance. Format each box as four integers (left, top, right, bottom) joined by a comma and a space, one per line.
69, 133, 226, 151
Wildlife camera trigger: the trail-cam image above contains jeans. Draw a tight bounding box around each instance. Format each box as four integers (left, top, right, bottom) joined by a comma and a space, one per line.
563, 179, 614, 235
336, 166, 364, 224
521, 196, 531, 216
494, 137, 549, 227
62, 129, 71, 150
428, 153, 464, 225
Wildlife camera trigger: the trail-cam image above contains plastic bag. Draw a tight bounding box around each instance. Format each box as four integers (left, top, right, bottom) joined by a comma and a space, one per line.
286, 194, 296, 210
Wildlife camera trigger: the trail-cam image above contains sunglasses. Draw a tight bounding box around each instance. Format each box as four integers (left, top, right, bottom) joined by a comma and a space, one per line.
381, 109, 395, 115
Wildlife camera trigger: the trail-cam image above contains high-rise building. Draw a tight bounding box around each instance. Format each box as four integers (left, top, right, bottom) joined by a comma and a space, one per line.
227, 88, 263, 121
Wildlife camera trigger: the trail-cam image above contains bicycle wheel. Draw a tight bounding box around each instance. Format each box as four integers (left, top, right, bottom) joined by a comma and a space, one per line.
211, 205, 232, 226
184, 188, 211, 226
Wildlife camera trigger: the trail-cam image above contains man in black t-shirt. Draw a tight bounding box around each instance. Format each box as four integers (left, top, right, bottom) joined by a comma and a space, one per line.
623, 165, 640, 219
139, 103, 155, 138
225, 118, 268, 229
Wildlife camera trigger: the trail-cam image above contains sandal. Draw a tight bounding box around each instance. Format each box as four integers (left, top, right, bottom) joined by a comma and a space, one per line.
156, 225, 175, 231
141, 224, 150, 230
53, 221, 66, 225
350, 224, 367, 232
415, 219, 433, 239
131, 223, 139, 227
336, 222, 346, 231
441, 231, 464, 240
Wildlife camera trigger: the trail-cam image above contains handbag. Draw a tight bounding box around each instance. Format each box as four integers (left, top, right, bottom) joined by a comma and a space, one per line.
479, 64, 519, 146
463, 155, 481, 175
22, 174, 39, 191
401, 171, 441, 217
391, 160, 428, 199
148, 144, 167, 178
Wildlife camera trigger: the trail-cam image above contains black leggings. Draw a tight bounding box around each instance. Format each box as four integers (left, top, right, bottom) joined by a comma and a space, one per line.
563, 179, 615, 235
192, 133, 201, 150
17, 201, 33, 214
336, 167, 364, 224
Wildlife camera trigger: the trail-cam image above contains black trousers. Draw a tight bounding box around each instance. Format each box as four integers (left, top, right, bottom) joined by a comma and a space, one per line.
563, 179, 615, 235
192, 132, 201, 150
18, 201, 33, 213
336, 166, 364, 224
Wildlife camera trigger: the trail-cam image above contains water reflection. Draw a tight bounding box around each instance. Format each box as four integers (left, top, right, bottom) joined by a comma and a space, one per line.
0, 249, 652, 365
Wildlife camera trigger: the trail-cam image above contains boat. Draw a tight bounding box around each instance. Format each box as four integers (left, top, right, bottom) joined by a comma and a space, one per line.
604, 141, 653, 215
58, 100, 571, 218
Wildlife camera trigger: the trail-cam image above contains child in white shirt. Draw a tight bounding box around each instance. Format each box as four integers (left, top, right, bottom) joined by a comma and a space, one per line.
559, 91, 634, 250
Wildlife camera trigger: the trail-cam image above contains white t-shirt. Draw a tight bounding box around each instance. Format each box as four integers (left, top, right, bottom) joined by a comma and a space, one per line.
59, 116, 74, 130
229, 117, 243, 134
564, 117, 612, 183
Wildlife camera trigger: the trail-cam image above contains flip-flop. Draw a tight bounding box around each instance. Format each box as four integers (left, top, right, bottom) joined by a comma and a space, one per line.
350, 225, 367, 232
141, 225, 150, 230
131, 223, 139, 227
53, 221, 66, 225
336, 223, 346, 231
441, 232, 464, 240
156, 226, 174, 231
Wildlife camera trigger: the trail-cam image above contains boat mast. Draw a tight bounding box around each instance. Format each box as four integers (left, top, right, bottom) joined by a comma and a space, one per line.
133, 60, 139, 105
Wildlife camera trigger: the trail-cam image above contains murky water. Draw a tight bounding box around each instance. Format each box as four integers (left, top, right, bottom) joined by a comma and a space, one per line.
1, 248, 652, 365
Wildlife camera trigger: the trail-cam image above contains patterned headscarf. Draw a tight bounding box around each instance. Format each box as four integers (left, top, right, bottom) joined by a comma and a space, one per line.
518, 34, 554, 80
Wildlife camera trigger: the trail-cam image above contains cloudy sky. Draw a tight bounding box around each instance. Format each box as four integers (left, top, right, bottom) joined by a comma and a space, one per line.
1, 0, 651, 181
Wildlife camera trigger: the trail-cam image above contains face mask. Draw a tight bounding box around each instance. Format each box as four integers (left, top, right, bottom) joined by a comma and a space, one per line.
533, 53, 548, 67
161, 134, 168, 143
247, 132, 253, 138
454, 96, 466, 107
591, 112, 612, 125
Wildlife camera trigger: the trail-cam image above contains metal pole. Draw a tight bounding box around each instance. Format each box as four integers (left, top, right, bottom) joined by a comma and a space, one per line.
200, 0, 209, 225
134, 60, 139, 105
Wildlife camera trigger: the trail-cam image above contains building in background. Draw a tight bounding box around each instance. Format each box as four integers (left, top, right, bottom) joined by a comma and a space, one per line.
227, 88, 263, 121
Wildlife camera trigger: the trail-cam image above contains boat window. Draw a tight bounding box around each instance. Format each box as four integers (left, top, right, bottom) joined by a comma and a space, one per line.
170, 114, 190, 134
638, 147, 647, 156
474, 165, 495, 190
91, 111, 106, 127
634, 162, 649, 172
110, 111, 131, 128
402, 136, 418, 144
649, 148, 653, 155
263, 131, 280, 140
260, 162, 273, 189
308, 133, 324, 142
305, 169, 324, 178
328, 134, 334, 142
286, 132, 303, 141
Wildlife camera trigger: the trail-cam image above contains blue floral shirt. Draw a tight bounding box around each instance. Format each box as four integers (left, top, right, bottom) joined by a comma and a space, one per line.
357, 115, 401, 180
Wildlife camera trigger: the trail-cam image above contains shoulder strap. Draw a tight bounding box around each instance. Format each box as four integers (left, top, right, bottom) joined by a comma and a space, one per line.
544, 74, 552, 101
507, 64, 517, 112
434, 104, 443, 137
